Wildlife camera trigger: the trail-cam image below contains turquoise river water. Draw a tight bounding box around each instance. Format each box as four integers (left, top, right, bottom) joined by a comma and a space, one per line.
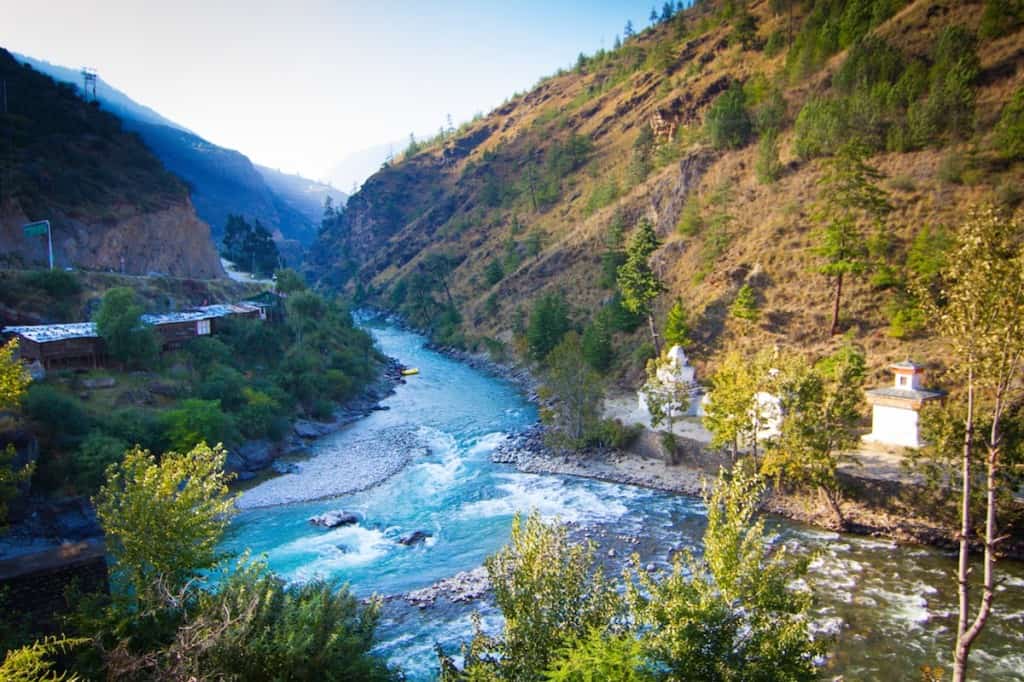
225, 321, 1024, 680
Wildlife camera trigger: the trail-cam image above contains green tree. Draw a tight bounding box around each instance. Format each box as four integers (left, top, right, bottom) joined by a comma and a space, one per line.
286, 290, 327, 343
0, 636, 86, 681
729, 283, 759, 323
917, 206, 1024, 682
441, 512, 620, 680
732, 11, 759, 50
581, 318, 614, 373
95, 442, 235, 611
617, 219, 665, 353
761, 344, 866, 529
705, 82, 753, 150
163, 398, 237, 451
662, 299, 691, 348
484, 259, 505, 286
93, 287, 159, 367
222, 215, 280, 277
642, 355, 691, 454
813, 142, 891, 335
545, 628, 651, 682
274, 267, 307, 294
74, 433, 129, 493
184, 561, 396, 681
979, 0, 1024, 38
995, 87, 1024, 161
702, 349, 775, 460
540, 333, 605, 450
628, 470, 821, 681
527, 292, 571, 361
0, 337, 30, 411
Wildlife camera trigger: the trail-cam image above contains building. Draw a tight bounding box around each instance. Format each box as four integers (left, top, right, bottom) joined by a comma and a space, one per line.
638, 345, 699, 417
862, 361, 944, 449
3, 302, 262, 368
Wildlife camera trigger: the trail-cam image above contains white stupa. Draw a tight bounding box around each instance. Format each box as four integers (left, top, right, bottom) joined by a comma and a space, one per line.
862, 361, 944, 449
638, 345, 698, 417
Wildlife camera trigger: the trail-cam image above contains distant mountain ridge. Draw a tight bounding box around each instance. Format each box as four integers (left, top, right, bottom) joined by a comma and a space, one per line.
15, 54, 345, 250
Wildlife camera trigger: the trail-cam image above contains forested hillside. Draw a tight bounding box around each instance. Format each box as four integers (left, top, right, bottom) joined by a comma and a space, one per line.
309, 0, 1024, 383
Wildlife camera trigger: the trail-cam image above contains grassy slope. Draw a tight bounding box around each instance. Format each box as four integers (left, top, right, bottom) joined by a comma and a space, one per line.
313, 0, 1024, 387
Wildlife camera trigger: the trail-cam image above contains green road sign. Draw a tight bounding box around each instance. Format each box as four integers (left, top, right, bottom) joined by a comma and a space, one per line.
23, 220, 48, 237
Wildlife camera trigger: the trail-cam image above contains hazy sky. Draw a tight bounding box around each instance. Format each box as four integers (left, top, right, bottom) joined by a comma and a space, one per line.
2, 1, 655, 181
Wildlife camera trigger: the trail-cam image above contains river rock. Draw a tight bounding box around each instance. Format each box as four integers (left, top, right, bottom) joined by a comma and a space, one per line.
398, 530, 432, 546
309, 511, 359, 528
404, 566, 491, 608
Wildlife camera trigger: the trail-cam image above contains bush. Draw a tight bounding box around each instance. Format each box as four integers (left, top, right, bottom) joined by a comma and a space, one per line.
93, 287, 159, 368
631, 342, 657, 374
197, 365, 247, 411
676, 195, 703, 236
97, 407, 167, 453
995, 88, 1024, 160
20, 270, 81, 298
705, 82, 753, 150
794, 98, 846, 159
74, 433, 128, 493
23, 385, 91, 447
193, 565, 396, 681
587, 418, 642, 450
979, 0, 1024, 39
484, 259, 504, 286
163, 399, 238, 451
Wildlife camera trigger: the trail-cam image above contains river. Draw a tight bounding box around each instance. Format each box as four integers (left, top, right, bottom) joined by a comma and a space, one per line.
225, 321, 1024, 680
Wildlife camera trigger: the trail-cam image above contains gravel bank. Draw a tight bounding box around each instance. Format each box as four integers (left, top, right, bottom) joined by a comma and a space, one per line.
235, 426, 429, 510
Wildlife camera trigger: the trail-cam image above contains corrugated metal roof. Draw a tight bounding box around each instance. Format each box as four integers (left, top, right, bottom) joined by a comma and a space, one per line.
891, 360, 925, 370
3, 301, 261, 344
3, 323, 98, 342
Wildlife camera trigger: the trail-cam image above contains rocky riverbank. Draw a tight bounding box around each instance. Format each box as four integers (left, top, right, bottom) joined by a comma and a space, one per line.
489, 423, 1024, 559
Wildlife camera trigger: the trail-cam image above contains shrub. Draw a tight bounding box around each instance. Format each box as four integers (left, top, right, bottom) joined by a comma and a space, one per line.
995, 88, 1024, 160
23, 385, 91, 447
705, 82, 753, 150
794, 98, 846, 159
484, 259, 504, 286
631, 342, 657, 374
93, 287, 159, 368
163, 399, 238, 451
20, 269, 81, 298
74, 432, 128, 493
197, 365, 247, 411
587, 418, 642, 450
979, 0, 1024, 39
99, 407, 168, 453
193, 564, 395, 681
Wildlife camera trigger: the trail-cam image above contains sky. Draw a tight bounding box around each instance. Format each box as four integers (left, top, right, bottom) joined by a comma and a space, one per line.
2, 0, 656, 182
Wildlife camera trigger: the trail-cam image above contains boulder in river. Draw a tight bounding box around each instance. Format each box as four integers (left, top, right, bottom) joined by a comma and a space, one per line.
398, 530, 432, 546
309, 511, 359, 528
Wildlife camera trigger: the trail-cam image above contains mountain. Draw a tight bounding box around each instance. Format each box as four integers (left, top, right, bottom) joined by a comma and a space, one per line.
255, 165, 348, 237
324, 140, 402, 193
308, 0, 1024, 377
15, 54, 345, 250
0, 49, 224, 278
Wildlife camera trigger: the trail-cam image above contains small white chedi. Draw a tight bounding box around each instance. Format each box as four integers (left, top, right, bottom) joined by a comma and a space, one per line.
862, 360, 944, 449
638, 345, 698, 417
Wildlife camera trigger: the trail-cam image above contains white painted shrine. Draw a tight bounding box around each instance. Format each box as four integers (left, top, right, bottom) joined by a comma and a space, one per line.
862, 361, 944, 449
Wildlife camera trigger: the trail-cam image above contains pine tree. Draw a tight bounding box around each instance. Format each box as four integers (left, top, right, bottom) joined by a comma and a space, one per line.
649, 7, 658, 24
730, 283, 759, 322
663, 299, 691, 348
617, 219, 665, 353
624, 19, 635, 38
813, 142, 891, 335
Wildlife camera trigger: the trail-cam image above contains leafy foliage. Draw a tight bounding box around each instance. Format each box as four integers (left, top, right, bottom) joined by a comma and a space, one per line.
221, 214, 281, 278
540, 333, 605, 450
995, 87, 1024, 161
0, 339, 30, 412
663, 299, 691, 348
527, 292, 571, 361
629, 470, 821, 681
93, 288, 159, 368
617, 219, 665, 348
440, 512, 620, 680
0, 636, 86, 681
705, 83, 753, 150
95, 442, 235, 610
729, 283, 759, 322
